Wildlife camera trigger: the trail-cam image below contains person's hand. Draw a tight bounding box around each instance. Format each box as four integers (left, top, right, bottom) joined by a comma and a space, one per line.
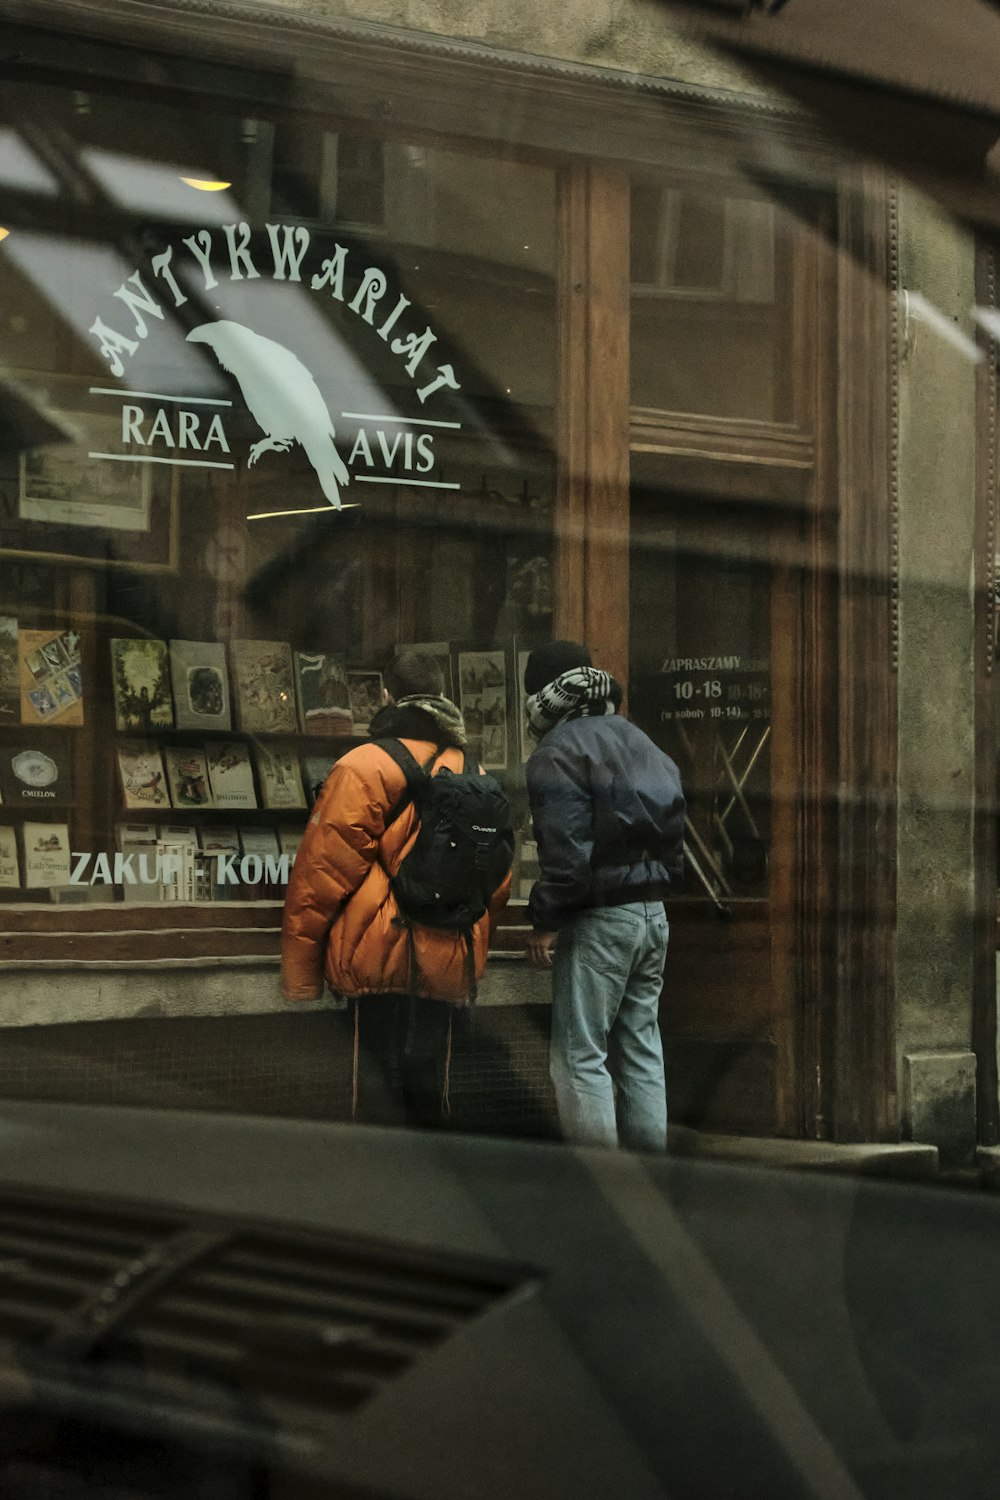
527, 930, 558, 970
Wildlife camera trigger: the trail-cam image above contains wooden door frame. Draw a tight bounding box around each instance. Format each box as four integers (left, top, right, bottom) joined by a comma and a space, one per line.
555, 159, 901, 1141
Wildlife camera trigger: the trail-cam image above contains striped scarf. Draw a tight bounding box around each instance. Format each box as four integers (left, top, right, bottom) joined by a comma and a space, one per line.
525, 666, 622, 742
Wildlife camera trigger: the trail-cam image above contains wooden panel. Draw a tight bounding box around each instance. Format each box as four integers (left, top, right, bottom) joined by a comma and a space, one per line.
554, 164, 589, 644
630, 411, 815, 471
974, 242, 999, 1145
832, 166, 898, 1142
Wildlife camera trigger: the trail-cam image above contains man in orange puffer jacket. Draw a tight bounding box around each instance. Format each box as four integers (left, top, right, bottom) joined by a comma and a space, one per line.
281, 649, 510, 1125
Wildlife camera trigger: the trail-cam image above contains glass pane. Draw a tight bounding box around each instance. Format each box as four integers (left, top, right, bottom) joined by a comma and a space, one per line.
630, 173, 796, 421
629, 480, 773, 900
0, 77, 555, 906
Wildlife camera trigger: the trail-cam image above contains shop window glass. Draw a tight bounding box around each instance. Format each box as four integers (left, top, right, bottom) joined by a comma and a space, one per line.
629, 478, 773, 901
630, 173, 794, 422
0, 78, 555, 907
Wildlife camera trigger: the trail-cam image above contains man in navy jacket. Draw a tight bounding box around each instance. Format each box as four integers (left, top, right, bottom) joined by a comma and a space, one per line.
523, 641, 685, 1151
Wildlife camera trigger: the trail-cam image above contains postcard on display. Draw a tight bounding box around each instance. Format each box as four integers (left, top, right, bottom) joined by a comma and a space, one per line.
397, 642, 453, 700
346, 670, 383, 736
0, 825, 19, 888
1, 745, 72, 807
230, 640, 297, 734
117, 822, 161, 903
239, 826, 281, 860
517, 647, 533, 763
294, 651, 351, 736
205, 740, 257, 810
169, 640, 231, 732
163, 746, 213, 810
458, 649, 509, 770
23, 821, 71, 888
255, 742, 306, 809
198, 826, 240, 858
278, 826, 304, 863
156, 825, 199, 902
19, 626, 84, 727
110, 638, 173, 732
302, 753, 337, 807
116, 740, 170, 811
0, 616, 19, 724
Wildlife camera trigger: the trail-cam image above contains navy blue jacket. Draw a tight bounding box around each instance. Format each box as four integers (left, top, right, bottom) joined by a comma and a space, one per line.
526, 714, 686, 931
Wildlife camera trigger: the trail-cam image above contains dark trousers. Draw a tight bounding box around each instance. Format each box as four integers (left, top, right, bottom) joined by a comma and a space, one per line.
351, 994, 453, 1128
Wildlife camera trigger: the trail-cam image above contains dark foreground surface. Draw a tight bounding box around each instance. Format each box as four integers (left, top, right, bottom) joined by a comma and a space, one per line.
0, 1101, 995, 1499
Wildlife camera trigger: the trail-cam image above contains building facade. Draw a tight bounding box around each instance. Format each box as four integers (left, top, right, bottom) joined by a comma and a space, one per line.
0, 0, 993, 1162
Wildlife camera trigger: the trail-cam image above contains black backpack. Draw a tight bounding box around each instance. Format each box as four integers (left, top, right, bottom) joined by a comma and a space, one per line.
378, 739, 514, 941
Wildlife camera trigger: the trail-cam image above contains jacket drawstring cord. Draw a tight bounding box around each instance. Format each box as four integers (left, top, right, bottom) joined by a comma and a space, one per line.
441, 1009, 453, 1118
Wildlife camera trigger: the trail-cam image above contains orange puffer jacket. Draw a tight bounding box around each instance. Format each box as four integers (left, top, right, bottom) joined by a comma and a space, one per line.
281, 731, 510, 1005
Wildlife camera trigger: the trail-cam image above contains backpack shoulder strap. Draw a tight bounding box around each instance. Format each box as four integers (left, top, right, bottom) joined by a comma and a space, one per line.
377, 738, 442, 830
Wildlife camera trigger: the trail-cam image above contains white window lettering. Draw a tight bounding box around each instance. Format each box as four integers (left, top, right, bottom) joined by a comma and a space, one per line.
417, 363, 461, 404
215, 853, 240, 885
266, 223, 311, 282
377, 293, 411, 342
310, 245, 348, 300
91, 852, 113, 885
148, 408, 174, 445
377, 430, 403, 466
114, 852, 137, 885
203, 414, 230, 452
240, 853, 262, 884
69, 852, 91, 885
151, 246, 188, 308
137, 853, 160, 885
122, 404, 146, 445
264, 853, 290, 884
90, 317, 139, 377
348, 429, 374, 466
350, 266, 388, 324
177, 410, 201, 450
416, 433, 435, 472
391, 325, 436, 378
223, 222, 260, 281
112, 271, 165, 340
182, 230, 218, 291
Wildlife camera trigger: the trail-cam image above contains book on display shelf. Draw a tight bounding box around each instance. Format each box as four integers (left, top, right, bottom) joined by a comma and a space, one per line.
0, 825, 19, 888
205, 740, 257, 809
294, 651, 351, 736
23, 821, 71, 888
231, 640, 297, 734
0, 744, 73, 808
163, 746, 213, 810
346, 670, 383, 736
255, 743, 306, 810
117, 823, 161, 903
110, 638, 173, 732
117, 740, 170, 811
169, 640, 231, 732
20, 626, 84, 728
0, 616, 19, 725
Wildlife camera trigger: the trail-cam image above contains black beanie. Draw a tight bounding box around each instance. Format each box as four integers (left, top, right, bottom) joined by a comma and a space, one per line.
524, 640, 592, 696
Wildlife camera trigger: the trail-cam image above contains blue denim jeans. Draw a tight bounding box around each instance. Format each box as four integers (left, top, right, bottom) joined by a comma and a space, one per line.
550, 902, 669, 1152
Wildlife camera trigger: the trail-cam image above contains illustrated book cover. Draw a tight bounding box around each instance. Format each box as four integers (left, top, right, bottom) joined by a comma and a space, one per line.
1, 745, 73, 807
230, 640, 297, 734
169, 640, 231, 732
294, 651, 351, 735
110, 638, 173, 732
163, 746, 213, 810
254, 743, 306, 809
20, 626, 84, 727
22, 821, 70, 887
0, 825, 19, 888
458, 649, 509, 770
346, 670, 383, 735
116, 741, 170, 811
205, 740, 257, 809
0, 616, 19, 724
